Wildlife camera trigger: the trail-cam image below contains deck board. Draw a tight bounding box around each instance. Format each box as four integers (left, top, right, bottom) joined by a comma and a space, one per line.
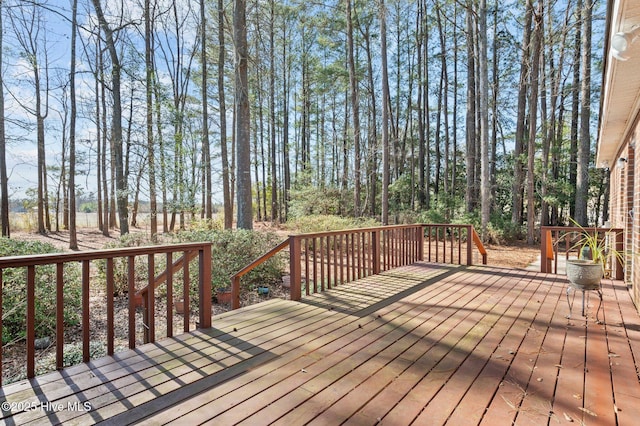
1, 262, 640, 425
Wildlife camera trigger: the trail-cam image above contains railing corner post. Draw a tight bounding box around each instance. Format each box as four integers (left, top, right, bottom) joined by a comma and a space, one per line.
231, 276, 241, 310
541, 227, 549, 273
289, 236, 302, 301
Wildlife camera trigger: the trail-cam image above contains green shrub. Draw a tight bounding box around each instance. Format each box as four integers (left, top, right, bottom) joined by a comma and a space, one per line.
288, 186, 351, 218
283, 214, 380, 234
97, 233, 159, 296
173, 229, 286, 294
0, 239, 81, 344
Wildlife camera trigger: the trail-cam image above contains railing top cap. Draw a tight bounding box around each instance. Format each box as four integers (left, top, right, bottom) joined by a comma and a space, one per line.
542, 225, 623, 232
287, 223, 473, 238
0, 241, 213, 268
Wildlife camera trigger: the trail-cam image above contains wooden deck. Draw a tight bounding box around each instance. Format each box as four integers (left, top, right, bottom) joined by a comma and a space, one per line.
2, 262, 640, 425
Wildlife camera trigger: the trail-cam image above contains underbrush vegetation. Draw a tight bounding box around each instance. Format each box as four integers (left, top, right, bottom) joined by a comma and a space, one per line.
173, 228, 285, 293
96, 225, 286, 309
283, 214, 380, 234
0, 239, 81, 345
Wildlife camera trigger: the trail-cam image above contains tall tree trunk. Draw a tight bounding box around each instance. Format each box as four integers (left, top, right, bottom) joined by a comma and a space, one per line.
346, 0, 361, 217
0, 1, 8, 237
201, 0, 212, 222
417, 0, 426, 209
526, 3, 543, 244
465, 0, 477, 213
68, 0, 78, 249
363, 24, 378, 217
269, 0, 278, 223
282, 21, 291, 220
92, 0, 129, 235
218, 0, 232, 229
512, 0, 533, 225
235, 0, 252, 229
380, 0, 390, 224
478, 0, 491, 235
146, 0, 158, 239
569, 0, 582, 220
575, 0, 592, 225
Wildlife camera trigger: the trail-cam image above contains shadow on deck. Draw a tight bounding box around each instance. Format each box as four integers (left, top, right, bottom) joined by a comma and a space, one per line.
1, 262, 640, 425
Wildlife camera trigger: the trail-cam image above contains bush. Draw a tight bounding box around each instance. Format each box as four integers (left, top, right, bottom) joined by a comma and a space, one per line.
97, 233, 159, 296
283, 214, 380, 234
173, 229, 286, 294
0, 239, 81, 344
288, 185, 351, 218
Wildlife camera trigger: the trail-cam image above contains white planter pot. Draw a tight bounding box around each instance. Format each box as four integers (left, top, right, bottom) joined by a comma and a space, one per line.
565, 259, 603, 290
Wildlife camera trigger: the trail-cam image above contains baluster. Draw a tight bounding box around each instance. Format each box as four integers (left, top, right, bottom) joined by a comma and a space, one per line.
166, 252, 173, 337
26, 265, 35, 378
82, 260, 90, 362
56, 263, 65, 369
106, 258, 115, 354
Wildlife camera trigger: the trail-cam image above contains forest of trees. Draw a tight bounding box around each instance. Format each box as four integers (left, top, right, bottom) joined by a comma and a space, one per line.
0, 0, 608, 248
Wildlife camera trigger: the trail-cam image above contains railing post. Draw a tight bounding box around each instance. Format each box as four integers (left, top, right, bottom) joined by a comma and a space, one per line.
146, 255, 155, 343
82, 260, 90, 362
540, 227, 548, 273
128, 256, 136, 349
418, 226, 424, 261
466, 225, 473, 265
615, 230, 624, 280
372, 230, 380, 275
199, 245, 212, 328
541, 227, 554, 273
289, 235, 302, 301
56, 263, 65, 370
26, 265, 35, 379
231, 276, 241, 310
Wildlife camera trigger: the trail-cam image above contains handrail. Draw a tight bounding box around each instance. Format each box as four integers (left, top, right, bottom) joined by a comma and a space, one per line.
230, 239, 289, 309
137, 250, 199, 297
0, 241, 212, 386
471, 227, 488, 265
540, 226, 624, 278
230, 224, 487, 309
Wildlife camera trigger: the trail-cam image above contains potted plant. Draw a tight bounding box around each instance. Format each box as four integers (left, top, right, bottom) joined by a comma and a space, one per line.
564, 220, 624, 290
215, 287, 233, 304
174, 298, 185, 314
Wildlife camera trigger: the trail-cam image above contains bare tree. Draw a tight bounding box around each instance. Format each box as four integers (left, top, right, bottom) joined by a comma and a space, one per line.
91, 0, 129, 235
68, 0, 78, 249
8, 3, 52, 234
145, 0, 158, 239
0, 0, 9, 237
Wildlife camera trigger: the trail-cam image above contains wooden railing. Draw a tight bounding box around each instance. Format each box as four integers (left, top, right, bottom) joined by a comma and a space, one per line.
424, 224, 487, 265
540, 226, 624, 279
230, 239, 289, 309
231, 224, 487, 305
289, 224, 486, 301
0, 242, 212, 386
